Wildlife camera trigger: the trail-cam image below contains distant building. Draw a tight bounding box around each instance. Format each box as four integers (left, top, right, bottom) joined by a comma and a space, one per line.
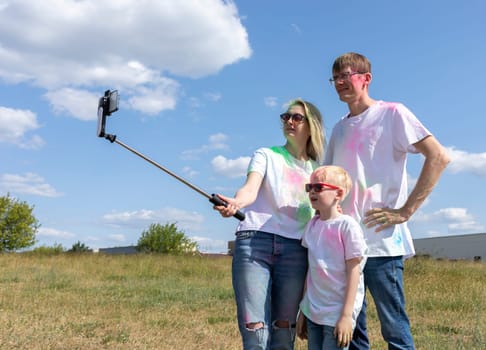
413, 233, 486, 261
98, 245, 138, 255
227, 233, 486, 260
228, 240, 235, 256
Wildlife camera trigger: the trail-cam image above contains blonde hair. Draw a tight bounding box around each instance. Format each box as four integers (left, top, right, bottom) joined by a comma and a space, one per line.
332, 52, 371, 75
312, 165, 352, 200
288, 99, 325, 163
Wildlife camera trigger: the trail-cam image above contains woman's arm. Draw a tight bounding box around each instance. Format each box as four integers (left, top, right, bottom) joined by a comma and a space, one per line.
213, 171, 263, 217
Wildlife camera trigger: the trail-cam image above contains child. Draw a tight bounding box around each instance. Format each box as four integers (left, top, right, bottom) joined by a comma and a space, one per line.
297, 165, 367, 350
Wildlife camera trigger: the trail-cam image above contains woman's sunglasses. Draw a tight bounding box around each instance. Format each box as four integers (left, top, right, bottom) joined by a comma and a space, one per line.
305, 182, 341, 192
280, 113, 306, 123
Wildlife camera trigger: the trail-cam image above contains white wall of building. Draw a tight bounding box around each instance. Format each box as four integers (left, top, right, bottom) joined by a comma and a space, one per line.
413, 233, 486, 261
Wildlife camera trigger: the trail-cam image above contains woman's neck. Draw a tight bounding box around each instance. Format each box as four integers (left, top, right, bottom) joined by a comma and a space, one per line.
284, 142, 308, 161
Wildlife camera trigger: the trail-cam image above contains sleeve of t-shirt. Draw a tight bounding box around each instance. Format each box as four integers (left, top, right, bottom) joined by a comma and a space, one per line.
392, 103, 431, 154
324, 125, 338, 165
343, 217, 367, 260
301, 216, 316, 248
247, 148, 268, 177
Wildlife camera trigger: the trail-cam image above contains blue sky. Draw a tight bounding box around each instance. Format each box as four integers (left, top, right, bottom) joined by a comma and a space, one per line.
1, 0, 485, 253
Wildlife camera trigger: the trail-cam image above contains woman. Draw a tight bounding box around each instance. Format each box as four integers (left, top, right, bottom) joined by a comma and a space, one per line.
214, 99, 325, 350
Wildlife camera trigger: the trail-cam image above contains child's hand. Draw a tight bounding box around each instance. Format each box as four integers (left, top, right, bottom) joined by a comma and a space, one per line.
333, 315, 353, 348
296, 311, 307, 340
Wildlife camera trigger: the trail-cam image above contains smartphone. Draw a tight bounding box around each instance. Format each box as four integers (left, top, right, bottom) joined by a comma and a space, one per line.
97, 97, 106, 137
96, 90, 118, 137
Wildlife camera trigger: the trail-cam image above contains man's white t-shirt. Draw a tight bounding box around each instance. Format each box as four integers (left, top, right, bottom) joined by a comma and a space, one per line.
325, 101, 431, 257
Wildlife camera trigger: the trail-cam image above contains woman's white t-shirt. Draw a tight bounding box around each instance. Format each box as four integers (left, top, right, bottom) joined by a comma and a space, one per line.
236, 146, 319, 240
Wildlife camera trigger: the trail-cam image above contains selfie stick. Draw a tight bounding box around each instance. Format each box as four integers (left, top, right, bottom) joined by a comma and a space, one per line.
97, 90, 245, 221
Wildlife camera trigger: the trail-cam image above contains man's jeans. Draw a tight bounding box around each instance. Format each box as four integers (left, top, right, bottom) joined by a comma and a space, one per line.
350, 256, 415, 350
232, 231, 308, 350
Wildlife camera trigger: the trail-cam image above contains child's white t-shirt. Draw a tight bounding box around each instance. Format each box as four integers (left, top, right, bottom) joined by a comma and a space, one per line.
300, 214, 367, 328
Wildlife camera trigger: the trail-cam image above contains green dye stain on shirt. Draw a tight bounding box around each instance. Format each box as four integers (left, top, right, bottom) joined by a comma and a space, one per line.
270, 146, 293, 166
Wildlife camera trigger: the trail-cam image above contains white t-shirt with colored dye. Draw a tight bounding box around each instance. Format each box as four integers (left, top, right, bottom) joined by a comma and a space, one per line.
236, 146, 319, 240
325, 101, 431, 257
300, 215, 367, 328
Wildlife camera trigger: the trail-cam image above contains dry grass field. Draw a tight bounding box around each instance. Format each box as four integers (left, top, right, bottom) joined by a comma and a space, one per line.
0, 253, 484, 349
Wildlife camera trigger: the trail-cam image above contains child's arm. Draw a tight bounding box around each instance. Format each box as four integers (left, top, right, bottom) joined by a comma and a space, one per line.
334, 256, 362, 348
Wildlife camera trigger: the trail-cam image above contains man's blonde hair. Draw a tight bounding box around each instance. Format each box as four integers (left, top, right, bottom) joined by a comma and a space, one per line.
332, 52, 371, 75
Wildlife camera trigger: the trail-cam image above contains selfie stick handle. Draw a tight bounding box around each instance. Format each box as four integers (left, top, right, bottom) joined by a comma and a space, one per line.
106, 135, 245, 221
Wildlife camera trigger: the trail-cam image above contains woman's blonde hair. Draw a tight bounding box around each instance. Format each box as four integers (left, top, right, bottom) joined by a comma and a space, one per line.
288, 99, 325, 163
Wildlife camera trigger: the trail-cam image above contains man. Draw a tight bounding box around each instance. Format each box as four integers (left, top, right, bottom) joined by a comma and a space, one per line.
324, 52, 450, 349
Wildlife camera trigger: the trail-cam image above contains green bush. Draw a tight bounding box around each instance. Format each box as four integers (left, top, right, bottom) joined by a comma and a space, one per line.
30, 243, 65, 255
68, 241, 91, 253
136, 222, 198, 255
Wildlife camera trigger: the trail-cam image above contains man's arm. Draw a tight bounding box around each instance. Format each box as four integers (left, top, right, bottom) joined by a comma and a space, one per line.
364, 135, 450, 231
401, 135, 450, 218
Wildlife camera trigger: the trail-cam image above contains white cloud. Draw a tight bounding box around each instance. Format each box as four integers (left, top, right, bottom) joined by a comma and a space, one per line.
211, 155, 250, 178
187, 92, 222, 112
412, 207, 472, 223
0, 173, 63, 197
204, 92, 222, 102
108, 234, 127, 243
181, 133, 230, 160
446, 146, 486, 177
37, 227, 75, 239
410, 207, 484, 236
0, 0, 251, 117
22, 135, 45, 150
182, 166, 199, 178
126, 80, 179, 115
0, 106, 44, 148
102, 206, 205, 233
290, 24, 302, 34
264, 97, 278, 108
44, 88, 100, 121
447, 221, 484, 233
208, 133, 229, 148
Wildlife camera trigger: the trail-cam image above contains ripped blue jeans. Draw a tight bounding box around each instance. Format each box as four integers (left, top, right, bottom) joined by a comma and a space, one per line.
232, 231, 308, 350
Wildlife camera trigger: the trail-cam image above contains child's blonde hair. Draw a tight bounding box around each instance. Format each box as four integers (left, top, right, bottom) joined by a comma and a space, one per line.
312, 165, 352, 201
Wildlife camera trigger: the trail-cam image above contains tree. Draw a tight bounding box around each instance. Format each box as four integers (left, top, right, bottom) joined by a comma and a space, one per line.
0, 194, 39, 252
137, 222, 198, 254
68, 241, 91, 253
